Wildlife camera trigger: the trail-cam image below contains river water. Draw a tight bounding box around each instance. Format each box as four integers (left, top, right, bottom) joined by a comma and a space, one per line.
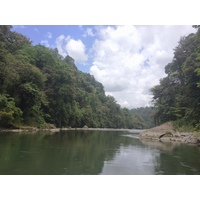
0, 130, 200, 175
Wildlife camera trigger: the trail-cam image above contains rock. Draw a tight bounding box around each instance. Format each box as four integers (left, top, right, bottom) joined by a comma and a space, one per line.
139, 122, 200, 146
49, 124, 57, 129
139, 122, 176, 140
186, 137, 199, 144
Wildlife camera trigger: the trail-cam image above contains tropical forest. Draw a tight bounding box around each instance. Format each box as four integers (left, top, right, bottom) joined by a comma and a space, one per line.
1, 25, 200, 131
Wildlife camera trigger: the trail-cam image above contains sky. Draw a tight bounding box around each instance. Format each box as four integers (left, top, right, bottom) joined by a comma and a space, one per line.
12, 25, 196, 109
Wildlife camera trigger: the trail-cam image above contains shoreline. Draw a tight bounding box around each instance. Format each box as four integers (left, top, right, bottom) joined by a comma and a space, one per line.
0, 127, 144, 133
139, 122, 200, 146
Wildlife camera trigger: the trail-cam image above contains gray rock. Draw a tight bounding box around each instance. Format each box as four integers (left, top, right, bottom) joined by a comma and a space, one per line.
139, 122, 200, 145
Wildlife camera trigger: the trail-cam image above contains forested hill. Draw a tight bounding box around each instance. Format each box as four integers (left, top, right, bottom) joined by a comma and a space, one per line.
0, 25, 151, 129
151, 26, 200, 130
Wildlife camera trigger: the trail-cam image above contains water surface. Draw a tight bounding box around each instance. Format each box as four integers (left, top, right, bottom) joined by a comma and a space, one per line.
0, 130, 199, 175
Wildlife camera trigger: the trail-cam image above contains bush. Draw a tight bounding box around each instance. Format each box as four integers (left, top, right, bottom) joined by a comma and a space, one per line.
172, 119, 196, 132
0, 94, 22, 128
0, 111, 14, 128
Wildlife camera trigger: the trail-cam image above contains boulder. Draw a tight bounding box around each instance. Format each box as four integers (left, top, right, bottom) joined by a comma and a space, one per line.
139, 122, 200, 145
139, 122, 176, 140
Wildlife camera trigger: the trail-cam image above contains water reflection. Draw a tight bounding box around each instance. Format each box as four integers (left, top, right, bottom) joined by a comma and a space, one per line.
140, 139, 180, 152
101, 144, 159, 175
138, 138, 200, 175
0, 130, 199, 175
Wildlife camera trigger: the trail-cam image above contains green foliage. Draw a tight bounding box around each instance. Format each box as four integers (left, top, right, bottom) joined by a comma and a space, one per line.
172, 119, 197, 132
0, 25, 146, 129
131, 107, 156, 128
0, 94, 22, 128
151, 27, 200, 129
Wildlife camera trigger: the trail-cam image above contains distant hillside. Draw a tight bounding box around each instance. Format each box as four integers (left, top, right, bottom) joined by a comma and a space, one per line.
131, 107, 156, 128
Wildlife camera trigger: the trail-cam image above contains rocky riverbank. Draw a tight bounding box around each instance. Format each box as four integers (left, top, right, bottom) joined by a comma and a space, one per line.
139, 122, 200, 146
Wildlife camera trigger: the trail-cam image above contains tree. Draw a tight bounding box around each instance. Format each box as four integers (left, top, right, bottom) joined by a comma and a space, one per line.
0, 95, 22, 128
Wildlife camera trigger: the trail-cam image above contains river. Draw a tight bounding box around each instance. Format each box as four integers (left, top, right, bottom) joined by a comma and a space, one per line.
0, 130, 200, 175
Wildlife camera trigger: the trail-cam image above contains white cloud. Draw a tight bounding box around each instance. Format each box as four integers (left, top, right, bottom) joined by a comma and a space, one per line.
83, 28, 95, 37
46, 32, 52, 39
65, 38, 88, 62
55, 35, 66, 56
90, 25, 196, 109
40, 40, 50, 47
55, 35, 88, 63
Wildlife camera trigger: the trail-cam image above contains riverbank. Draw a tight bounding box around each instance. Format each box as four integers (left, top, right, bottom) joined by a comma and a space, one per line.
0, 127, 142, 133
139, 122, 200, 146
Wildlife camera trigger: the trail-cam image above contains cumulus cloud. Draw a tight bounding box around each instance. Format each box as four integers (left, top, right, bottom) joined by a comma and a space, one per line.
55, 35, 88, 63
90, 25, 196, 108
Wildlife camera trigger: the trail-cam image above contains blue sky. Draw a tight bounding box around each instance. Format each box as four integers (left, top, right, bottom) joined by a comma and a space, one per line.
12, 25, 97, 72
12, 25, 196, 108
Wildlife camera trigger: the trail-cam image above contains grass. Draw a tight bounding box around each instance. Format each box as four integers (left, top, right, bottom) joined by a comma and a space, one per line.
191, 132, 200, 137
